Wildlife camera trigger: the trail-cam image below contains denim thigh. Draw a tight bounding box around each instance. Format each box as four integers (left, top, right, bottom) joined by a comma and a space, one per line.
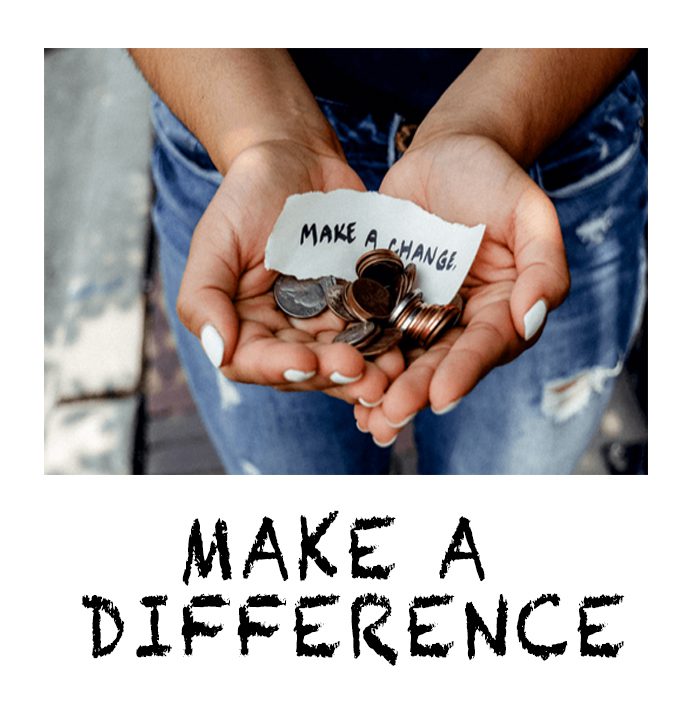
415, 71, 647, 474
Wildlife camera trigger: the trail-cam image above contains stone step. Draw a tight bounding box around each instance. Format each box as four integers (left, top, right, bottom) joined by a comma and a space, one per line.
45, 397, 139, 474
45, 49, 153, 473
45, 49, 152, 403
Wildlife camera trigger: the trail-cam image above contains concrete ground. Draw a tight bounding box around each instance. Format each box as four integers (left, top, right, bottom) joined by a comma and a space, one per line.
44, 49, 648, 475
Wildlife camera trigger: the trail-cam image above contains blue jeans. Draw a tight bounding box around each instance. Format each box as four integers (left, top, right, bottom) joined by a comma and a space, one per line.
150, 71, 647, 474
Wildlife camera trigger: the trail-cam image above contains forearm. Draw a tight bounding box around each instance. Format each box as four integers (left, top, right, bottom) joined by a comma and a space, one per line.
413, 49, 637, 166
128, 49, 340, 173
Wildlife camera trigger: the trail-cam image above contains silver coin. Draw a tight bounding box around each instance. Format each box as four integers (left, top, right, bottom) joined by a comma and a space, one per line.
319, 275, 349, 294
325, 283, 357, 322
273, 275, 327, 318
333, 321, 378, 348
389, 289, 423, 325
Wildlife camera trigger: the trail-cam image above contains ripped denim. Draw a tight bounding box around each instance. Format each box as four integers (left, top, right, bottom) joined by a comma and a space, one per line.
150, 70, 647, 474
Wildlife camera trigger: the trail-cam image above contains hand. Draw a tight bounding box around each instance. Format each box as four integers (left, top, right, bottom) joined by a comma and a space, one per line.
354, 134, 570, 444
176, 139, 404, 406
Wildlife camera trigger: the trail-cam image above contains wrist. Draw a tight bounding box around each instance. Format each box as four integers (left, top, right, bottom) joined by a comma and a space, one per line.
213, 96, 344, 175
409, 106, 532, 167
216, 124, 343, 175
410, 49, 638, 169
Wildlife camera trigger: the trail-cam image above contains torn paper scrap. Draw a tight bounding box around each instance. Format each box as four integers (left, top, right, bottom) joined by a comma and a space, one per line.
264, 189, 485, 305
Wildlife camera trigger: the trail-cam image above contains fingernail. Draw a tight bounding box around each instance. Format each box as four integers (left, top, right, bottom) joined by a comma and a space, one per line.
359, 396, 383, 408
432, 398, 462, 415
356, 421, 370, 433
523, 299, 548, 340
330, 371, 363, 385
200, 323, 224, 368
283, 369, 316, 383
374, 435, 398, 448
385, 412, 416, 429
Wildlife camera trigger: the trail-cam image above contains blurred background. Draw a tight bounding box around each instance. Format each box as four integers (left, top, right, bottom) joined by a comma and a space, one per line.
44, 48, 648, 474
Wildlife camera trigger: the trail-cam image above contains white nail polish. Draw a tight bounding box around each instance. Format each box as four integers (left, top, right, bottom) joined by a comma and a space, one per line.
330, 371, 363, 385
356, 421, 370, 433
283, 369, 316, 383
200, 323, 224, 368
432, 398, 462, 415
359, 396, 383, 408
374, 435, 398, 448
385, 412, 416, 429
523, 299, 548, 340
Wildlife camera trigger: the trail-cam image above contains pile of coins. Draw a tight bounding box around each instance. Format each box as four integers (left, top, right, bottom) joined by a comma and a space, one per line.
273, 249, 464, 358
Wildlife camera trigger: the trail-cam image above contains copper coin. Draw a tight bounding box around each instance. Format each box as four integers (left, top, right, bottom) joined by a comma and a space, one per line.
418, 307, 445, 347
273, 275, 327, 318
398, 305, 422, 336
333, 321, 379, 348
401, 263, 417, 297
359, 259, 403, 288
361, 328, 404, 359
355, 248, 402, 277
411, 306, 435, 344
347, 278, 392, 320
450, 293, 464, 315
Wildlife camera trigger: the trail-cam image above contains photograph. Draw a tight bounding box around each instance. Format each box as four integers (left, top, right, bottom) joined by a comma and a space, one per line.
44, 48, 648, 475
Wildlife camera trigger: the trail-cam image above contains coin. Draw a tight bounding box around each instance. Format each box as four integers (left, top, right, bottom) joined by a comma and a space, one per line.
359, 258, 403, 288
355, 248, 403, 278
401, 263, 417, 299
272, 255, 466, 357
390, 290, 423, 326
346, 278, 392, 320
448, 292, 464, 314
325, 282, 357, 322
273, 275, 327, 318
361, 328, 403, 359
319, 275, 348, 294
333, 321, 379, 349
401, 301, 464, 348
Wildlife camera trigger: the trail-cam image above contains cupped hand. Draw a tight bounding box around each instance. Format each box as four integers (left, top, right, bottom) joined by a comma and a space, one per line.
176, 139, 404, 405
355, 133, 570, 444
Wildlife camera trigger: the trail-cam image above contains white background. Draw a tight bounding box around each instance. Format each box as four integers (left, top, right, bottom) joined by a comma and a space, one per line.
12, 478, 694, 717
4, 3, 695, 716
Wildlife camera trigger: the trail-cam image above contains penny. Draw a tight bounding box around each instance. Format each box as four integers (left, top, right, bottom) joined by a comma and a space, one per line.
333, 321, 379, 349
273, 275, 327, 318
347, 278, 392, 320
356, 250, 403, 308
448, 292, 464, 314
404, 301, 464, 348
359, 258, 403, 289
401, 263, 417, 298
355, 248, 403, 278
361, 328, 403, 359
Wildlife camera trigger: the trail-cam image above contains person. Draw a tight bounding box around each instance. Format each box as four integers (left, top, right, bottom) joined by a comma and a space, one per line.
129, 49, 647, 474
